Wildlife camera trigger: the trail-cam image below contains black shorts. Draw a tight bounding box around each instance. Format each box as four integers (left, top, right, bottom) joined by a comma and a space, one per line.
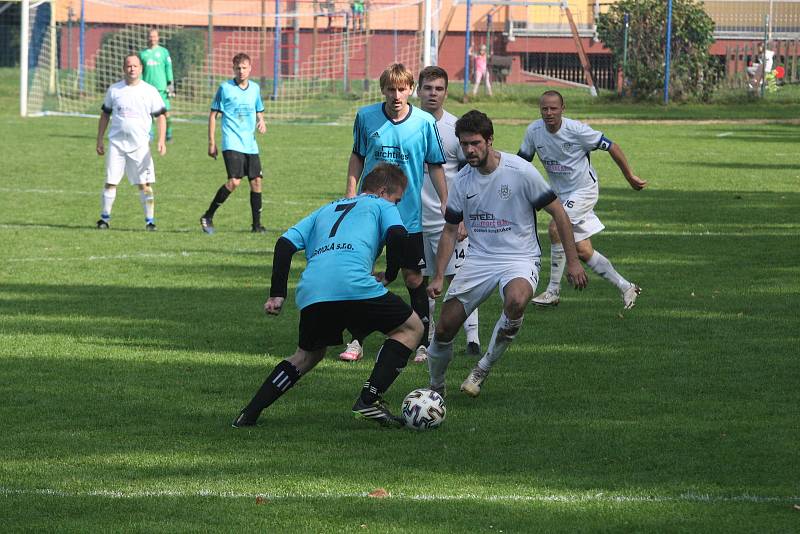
222, 150, 262, 180
297, 292, 413, 351
400, 232, 426, 271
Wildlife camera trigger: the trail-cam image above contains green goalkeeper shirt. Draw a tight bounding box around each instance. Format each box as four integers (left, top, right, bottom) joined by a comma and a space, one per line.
140, 45, 174, 92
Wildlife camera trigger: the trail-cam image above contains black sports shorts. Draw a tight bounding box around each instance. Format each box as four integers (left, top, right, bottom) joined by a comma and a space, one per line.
222, 150, 262, 180
400, 232, 426, 271
297, 292, 413, 351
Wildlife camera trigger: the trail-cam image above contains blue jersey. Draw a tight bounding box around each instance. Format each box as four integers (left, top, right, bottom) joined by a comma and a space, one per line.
282, 194, 405, 310
211, 79, 264, 154
352, 103, 445, 233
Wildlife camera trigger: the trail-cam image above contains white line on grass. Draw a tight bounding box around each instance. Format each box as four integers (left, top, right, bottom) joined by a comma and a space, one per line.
7, 250, 271, 263
1, 486, 797, 504
0, 188, 316, 205
716, 132, 734, 137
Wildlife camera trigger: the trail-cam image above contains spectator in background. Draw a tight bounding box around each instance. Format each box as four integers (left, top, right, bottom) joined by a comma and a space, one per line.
351, 0, 365, 31
471, 44, 493, 97
746, 42, 775, 90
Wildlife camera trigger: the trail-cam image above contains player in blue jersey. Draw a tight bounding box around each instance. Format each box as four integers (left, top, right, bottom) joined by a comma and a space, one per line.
200, 53, 267, 234
232, 164, 424, 429
339, 63, 447, 362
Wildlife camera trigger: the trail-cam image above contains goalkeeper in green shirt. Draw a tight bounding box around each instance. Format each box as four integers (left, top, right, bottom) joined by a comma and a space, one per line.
140, 29, 175, 141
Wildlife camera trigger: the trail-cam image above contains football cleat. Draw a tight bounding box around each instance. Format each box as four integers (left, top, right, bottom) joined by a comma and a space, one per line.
531, 290, 560, 307
251, 225, 267, 233
622, 284, 641, 310
465, 341, 481, 357
339, 340, 363, 362
413, 345, 428, 363
145, 222, 157, 232
96, 219, 110, 230
200, 216, 214, 235
429, 382, 447, 398
352, 397, 403, 428
231, 410, 258, 428
460, 365, 489, 397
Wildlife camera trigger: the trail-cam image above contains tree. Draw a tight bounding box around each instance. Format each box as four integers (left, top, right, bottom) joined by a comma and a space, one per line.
597, 0, 717, 101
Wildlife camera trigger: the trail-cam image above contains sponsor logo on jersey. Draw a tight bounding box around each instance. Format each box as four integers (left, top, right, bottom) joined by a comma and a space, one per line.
375, 145, 410, 164
371, 131, 380, 138
468, 211, 513, 233
542, 159, 573, 174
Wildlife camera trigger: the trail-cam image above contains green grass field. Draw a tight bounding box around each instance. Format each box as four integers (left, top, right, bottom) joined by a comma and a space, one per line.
2, 68, 799, 531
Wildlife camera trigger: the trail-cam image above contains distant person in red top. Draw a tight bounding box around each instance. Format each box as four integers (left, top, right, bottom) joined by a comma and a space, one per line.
471, 44, 493, 97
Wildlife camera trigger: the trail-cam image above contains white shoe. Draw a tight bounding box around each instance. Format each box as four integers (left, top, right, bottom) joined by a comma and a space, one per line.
413, 345, 428, 363
531, 290, 560, 307
339, 340, 363, 362
460, 365, 488, 397
622, 284, 641, 310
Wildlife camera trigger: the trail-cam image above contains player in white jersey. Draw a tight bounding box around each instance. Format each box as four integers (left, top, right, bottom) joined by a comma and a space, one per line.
96, 54, 166, 231
416, 66, 481, 363
426, 110, 587, 398
518, 90, 647, 309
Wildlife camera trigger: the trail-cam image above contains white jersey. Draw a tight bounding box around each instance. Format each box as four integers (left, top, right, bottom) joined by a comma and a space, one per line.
421, 109, 465, 234
518, 117, 611, 196
446, 152, 556, 262
102, 79, 166, 153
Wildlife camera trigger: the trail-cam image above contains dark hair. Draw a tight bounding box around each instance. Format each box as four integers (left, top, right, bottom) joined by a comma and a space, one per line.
232, 53, 252, 66
361, 164, 408, 196
455, 110, 494, 141
123, 54, 142, 67
540, 90, 564, 106
418, 66, 449, 89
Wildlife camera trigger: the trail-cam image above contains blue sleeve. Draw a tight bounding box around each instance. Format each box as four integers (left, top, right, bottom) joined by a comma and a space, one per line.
282, 208, 320, 251
425, 121, 446, 165
379, 202, 405, 239
352, 113, 366, 157
210, 86, 223, 112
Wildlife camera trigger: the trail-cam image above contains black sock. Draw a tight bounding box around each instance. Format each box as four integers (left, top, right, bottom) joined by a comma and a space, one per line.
250, 191, 263, 227
242, 360, 301, 419
360, 338, 411, 404
408, 282, 430, 347
205, 185, 232, 219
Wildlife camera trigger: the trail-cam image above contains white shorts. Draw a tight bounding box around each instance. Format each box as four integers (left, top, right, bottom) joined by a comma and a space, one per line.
422, 230, 468, 277
559, 184, 604, 242
105, 143, 156, 186
444, 256, 540, 317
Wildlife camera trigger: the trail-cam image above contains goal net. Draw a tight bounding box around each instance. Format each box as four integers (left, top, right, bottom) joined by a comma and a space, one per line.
22, 0, 425, 122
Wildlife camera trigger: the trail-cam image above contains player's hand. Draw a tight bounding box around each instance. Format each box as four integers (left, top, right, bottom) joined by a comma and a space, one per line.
157, 140, 166, 156
374, 271, 390, 286
257, 119, 267, 134
208, 144, 218, 160
96, 142, 105, 156
457, 222, 468, 242
565, 262, 588, 290
427, 276, 444, 299
167, 82, 175, 98
264, 296, 285, 315
627, 175, 647, 190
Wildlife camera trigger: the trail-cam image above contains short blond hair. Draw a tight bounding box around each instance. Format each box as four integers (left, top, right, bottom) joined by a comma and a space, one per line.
379, 63, 415, 91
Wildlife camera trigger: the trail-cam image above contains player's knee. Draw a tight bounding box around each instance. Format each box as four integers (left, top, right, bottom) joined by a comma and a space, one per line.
576, 240, 593, 262
434, 319, 457, 343
405, 312, 424, 338
225, 178, 241, 191
142, 184, 153, 195
504, 301, 527, 321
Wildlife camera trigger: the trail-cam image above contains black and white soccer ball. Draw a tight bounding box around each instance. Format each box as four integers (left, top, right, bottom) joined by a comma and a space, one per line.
401, 388, 446, 430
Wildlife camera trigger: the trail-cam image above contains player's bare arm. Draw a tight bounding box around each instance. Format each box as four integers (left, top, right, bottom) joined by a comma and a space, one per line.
155, 114, 167, 155
608, 143, 647, 190
96, 112, 110, 155
428, 164, 448, 216
427, 221, 459, 299
256, 112, 267, 134
346, 152, 364, 198
207, 111, 218, 159
543, 199, 588, 289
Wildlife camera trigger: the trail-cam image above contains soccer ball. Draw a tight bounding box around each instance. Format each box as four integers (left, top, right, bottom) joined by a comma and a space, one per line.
401, 388, 446, 430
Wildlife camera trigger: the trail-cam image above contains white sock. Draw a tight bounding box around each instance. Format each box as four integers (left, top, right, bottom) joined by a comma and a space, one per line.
100, 188, 116, 219
427, 297, 436, 344
463, 308, 479, 345
478, 312, 524, 372
139, 189, 155, 222
586, 250, 631, 291
546, 243, 565, 294
426, 336, 454, 388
